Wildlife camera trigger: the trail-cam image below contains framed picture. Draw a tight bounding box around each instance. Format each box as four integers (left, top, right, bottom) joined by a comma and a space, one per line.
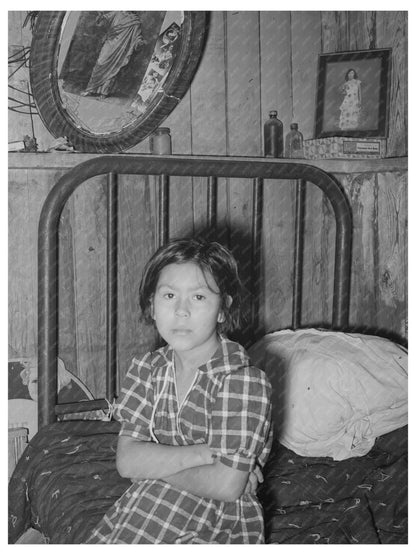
29, 11, 208, 152
314, 48, 391, 139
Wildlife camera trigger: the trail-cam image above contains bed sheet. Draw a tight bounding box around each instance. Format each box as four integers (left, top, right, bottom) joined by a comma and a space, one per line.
8, 420, 130, 544
258, 425, 408, 544
9, 421, 407, 544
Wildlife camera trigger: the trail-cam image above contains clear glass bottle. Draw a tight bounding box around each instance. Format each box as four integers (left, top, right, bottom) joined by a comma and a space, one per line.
150, 127, 172, 154
264, 110, 283, 158
285, 123, 304, 158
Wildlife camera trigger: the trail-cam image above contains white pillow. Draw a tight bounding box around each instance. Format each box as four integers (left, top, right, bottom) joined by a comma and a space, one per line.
249, 328, 407, 460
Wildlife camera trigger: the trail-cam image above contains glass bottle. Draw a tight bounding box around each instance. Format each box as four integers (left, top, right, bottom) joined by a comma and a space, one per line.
150, 127, 172, 155
285, 123, 304, 158
264, 110, 283, 158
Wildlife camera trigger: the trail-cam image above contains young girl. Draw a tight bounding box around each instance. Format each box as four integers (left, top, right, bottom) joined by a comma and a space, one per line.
87, 238, 273, 544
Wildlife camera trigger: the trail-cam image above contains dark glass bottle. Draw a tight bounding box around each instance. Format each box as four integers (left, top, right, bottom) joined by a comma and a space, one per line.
285, 123, 304, 158
264, 110, 283, 158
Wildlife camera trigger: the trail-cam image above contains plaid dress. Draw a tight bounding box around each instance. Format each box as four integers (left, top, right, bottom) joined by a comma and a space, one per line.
87, 336, 273, 544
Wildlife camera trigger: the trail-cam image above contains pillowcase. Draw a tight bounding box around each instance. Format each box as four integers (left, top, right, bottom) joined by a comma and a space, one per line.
248, 328, 407, 460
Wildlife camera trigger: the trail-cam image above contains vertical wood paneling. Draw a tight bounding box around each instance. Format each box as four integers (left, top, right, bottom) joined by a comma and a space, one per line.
190, 11, 227, 233
375, 172, 407, 338
321, 12, 349, 52
349, 12, 376, 50
259, 12, 292, 138
8, 170, 37, 357
8, 169, 58, 358
226, 12, 262, 336
190, 12, 227, 156
169, 175, 195, 240
322, 11, 377, 52
57, 193, 78, 374
163, 90, 193, 239
340, 173, 378, 329
290, 12, 322, 139
335, 12, 351, 51
226, 12, 261, 157
376, 11, 407, 157
262, 181, 296, 332
320, 192, 336, 324
321, 12, 337, 52
301, 183, 334, 327
161, 34, 193, 238
71, 178, 108, 397
117, 174, 158, 382
259, 12, 297, 334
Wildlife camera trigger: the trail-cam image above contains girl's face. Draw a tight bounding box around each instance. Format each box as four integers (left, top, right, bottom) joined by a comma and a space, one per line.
347, 70, 355, 80
151, 262, 225, 363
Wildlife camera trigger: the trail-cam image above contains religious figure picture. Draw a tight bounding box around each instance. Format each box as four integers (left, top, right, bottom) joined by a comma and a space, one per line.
57, 11, 184, 133
80, 12, 147, 100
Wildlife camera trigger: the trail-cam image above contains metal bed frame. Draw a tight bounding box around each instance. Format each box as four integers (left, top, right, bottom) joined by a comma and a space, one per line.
38, 154, 352, 428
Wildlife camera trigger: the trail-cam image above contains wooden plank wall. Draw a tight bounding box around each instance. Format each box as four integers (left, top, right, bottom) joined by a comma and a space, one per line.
306, 10, 408, 340
9, 11, 407, 398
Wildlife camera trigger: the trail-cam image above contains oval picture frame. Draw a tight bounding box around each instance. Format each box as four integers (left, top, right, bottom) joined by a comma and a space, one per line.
30, 11, 208, 153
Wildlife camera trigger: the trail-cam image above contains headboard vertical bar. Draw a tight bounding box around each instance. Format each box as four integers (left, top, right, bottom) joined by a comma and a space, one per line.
158, 174, 169, 246
106, 172, 118, 401
251, 177, 264, 336
207, 176, 217, 239
38, 208, 58, 427
292, 179, 306, 329
332, 216, 352, 328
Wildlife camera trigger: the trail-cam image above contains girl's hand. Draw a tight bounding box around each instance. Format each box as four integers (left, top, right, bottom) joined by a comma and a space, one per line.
197, 443, 216, 466
244, 465, 264, 494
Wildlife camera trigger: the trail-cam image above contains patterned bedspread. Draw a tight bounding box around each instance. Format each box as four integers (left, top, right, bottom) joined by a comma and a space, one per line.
8, 421, 130, 544
9, 421, 407, 544
258, 425, 408, 544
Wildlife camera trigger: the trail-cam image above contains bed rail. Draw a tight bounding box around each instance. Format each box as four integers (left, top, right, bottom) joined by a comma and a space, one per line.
38, 154, 352, 428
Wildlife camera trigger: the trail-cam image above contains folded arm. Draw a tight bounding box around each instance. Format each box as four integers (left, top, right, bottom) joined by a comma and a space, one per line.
116, 435, 214, 480
117, 435, 249, 501
163, 460, 249, 502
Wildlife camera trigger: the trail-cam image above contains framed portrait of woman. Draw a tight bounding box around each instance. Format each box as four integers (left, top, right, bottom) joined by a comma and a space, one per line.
314, 49, 391, 139
29, 11, 208, 152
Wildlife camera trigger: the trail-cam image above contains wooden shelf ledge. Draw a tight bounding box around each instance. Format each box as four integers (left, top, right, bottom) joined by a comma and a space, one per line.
8, 152, 408, 174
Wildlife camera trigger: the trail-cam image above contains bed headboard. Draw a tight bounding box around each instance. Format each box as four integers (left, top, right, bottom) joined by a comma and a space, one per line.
38, 154, 352, 428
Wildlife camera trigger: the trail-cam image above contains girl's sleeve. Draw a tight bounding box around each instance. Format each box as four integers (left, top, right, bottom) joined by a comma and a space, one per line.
209, 367, 273, 472
113, 354, 154, 441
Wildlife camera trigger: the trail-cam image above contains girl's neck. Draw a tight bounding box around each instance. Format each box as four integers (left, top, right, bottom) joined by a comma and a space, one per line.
174, 335, 220, 374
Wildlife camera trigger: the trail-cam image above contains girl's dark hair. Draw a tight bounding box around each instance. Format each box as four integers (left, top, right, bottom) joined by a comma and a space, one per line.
139, 238, 243, 333
345, 68, 358, 80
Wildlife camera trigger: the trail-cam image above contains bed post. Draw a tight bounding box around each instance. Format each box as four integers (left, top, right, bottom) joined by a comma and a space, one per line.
106, 172, 118, 402
251, 177, 264, 337
207, 176, 217, 239
158, 175, 169, 246
292, 180, 306, 329
38, 185, 64, 427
